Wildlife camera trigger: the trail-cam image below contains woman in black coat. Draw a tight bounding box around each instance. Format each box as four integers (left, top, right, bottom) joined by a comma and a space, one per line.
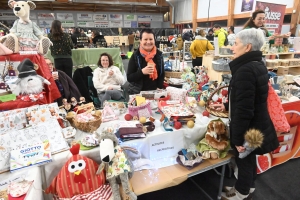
211, 28, 279, 200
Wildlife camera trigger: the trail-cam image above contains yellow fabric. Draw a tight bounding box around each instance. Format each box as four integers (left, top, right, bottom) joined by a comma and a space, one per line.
190, 37, 214, 59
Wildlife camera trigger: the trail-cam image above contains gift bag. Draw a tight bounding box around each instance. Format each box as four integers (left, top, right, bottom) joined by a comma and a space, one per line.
128, 102, 152, 118
166, 86, 187, 103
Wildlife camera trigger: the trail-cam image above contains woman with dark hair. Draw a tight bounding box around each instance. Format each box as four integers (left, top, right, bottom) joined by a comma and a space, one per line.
93, 53, 124, 107
90, 30, 103, 44
127, 28, 165, 94
228, 26, 236, 46
48, 20, 74, 78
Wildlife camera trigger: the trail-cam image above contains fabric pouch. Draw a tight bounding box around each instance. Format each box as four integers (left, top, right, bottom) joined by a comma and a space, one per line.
7, 180, 34, 199
128, 102, 152, 118
176, 150, 203, 170
103, 101, 127, 114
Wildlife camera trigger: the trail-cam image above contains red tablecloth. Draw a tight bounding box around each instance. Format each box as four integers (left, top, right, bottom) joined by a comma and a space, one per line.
0, 53, 61, 111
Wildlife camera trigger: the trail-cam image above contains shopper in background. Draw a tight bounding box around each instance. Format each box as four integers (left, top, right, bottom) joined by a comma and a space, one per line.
93, 53, 124, 107
206, 28, 214, 42
213, 24, 228, 47
210, 28, 278, 200
127, 28, 165, 94
48, 20, 74, 78
89, 30, 102, 45
44, 57, 81, 106
227, 26, 236, 46
80, 29, 87, 37
128, 32, 135, 52
133, 31, 140, 51
71, 27, 81, 46
190, 29, 214, 68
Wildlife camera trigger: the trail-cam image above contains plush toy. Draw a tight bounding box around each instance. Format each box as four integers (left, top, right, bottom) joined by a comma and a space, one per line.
98, 127, 137, 200
197, 119, 230, 159
12, 58, 51, 101
239, 129, 264, 158
0, 0, 52, 54
45, 143, 110, 199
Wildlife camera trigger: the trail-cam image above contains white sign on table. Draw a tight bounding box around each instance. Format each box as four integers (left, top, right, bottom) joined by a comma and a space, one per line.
148, 130, 184, 160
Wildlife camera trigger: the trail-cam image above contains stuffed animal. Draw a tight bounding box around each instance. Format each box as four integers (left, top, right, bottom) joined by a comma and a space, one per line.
197, 119, 230, 159
239, 129, 264, 158
98, 127, 137, 200
45, 143, 110, 199
12, 58, 51, 101
0, 0, 52, 54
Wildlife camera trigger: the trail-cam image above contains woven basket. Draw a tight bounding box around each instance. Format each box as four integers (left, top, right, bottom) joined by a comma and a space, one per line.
205, 86, 229, 118
66, 103, 102, 133
165, 71, 182, 79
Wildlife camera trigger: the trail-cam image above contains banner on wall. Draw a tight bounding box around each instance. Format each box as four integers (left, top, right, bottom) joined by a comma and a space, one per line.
93, 14, 107, 21
94, 21, 109, 28
124, 14, 137, 21
61, 21, 75, 27
77, 13, 93, 21
138, 15, 152, 21
77, 21, 95, 27
151, 15, 163, 22
124, 21, 131, 28
109, 14, 122, 21
37, 13, 55, 20
255, 1, 286, 34
30, 13, 36, 19
257, 102, 300, 174
138, 22, 151, 28
241, 0, 254, 12
56, 13, 74, 21
38, 20, 53, 28
131, 21, 137, 28
110, 21, 123, 28
0, 13, 17, 19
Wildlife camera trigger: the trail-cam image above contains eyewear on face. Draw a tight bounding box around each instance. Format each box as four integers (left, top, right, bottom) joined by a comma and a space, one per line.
46, 63, 53, 66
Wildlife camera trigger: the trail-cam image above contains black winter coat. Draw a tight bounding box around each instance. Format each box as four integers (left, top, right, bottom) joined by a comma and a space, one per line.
225, 51, 279, 155
127, 48, 165, 92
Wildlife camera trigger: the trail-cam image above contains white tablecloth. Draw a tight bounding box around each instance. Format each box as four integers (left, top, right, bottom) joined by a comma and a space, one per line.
0, 166, 43, 200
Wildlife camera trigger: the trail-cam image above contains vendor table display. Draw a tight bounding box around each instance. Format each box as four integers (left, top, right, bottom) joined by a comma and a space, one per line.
46, 48, 124, 72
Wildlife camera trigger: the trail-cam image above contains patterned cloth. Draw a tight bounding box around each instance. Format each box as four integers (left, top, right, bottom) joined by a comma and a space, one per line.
10, 19, 43, 51
107, 145, 131, 179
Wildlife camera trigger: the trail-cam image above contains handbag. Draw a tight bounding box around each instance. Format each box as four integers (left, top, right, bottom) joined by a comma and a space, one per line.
128, 81, 143, 95
128, 102, 152, 118
267, 82, 290, 132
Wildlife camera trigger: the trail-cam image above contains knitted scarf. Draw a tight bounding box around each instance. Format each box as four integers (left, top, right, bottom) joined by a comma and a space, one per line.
139, 46, 158, 80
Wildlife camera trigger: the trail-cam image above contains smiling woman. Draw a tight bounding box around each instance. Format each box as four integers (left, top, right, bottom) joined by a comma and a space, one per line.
126, 28, 165, 94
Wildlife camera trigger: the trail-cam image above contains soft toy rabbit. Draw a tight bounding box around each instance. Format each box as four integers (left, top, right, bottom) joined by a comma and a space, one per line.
0, 0, 52, 54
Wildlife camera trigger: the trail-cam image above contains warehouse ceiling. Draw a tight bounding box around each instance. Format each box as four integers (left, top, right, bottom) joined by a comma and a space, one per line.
0, 0, 170, 14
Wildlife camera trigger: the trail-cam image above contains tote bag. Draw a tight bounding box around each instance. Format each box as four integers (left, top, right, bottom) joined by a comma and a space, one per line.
267, 82, 290, 132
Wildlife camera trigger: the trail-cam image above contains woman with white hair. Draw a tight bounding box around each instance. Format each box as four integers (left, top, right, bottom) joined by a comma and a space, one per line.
211, 28, 279, 200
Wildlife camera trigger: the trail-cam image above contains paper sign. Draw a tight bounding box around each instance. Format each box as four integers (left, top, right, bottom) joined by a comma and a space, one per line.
148, 130, 184, 160
77, 13, 93, 20
77, 21, 95, 27
57, 13, 74, 20
124, 14, 137, 21
37, 13, 55, 20
94, 21, 109, 28
93, 14, 107, 20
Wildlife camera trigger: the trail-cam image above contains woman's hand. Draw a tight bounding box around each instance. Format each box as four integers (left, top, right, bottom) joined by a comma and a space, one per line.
109, 70, 114, 76
142, 65, 154, 75
236, 146, 246, 153
209, 103, 225, 111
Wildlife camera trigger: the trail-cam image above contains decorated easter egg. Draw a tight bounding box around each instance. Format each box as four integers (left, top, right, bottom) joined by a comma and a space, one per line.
124, 114, 133, 121
174, 121, 182, 129
199, 100, 206, 107
139, 116, 147, 124
202, 110, 210, 117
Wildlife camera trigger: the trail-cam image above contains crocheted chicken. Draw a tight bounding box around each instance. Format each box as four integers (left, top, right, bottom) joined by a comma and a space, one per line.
45, 143, 106, 198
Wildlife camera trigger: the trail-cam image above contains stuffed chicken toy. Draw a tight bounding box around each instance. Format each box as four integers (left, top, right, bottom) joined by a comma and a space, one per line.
45, 143, 111, 199
0, 0, 52, 54
12, 58, 50, 101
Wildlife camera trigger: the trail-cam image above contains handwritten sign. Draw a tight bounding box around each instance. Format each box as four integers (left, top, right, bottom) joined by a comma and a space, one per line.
148, 130, 183, 160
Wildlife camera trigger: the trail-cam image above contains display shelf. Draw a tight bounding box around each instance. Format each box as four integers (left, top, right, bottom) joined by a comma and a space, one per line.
183, 41, 192, 63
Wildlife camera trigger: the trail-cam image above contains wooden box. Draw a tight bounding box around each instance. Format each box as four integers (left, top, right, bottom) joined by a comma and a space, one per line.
277, 66, 289, 75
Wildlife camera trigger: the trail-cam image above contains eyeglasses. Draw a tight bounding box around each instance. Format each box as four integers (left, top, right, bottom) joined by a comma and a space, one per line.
46, 62, 53, 66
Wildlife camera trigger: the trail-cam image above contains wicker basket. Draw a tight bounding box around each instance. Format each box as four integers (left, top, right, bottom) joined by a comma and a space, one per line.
205, 86, 229, 118
66, 103, 102, 133
165, 71, 182, 79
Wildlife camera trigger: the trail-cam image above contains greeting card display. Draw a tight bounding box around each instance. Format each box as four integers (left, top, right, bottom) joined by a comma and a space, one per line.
10, 141, 52, 172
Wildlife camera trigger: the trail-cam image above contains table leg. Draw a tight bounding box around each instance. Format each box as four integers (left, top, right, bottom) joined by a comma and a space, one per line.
217, 164, 226, 200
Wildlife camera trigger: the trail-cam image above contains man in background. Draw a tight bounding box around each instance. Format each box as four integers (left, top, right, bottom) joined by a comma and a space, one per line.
128, 32, 135, 52
213, 24, 228, 47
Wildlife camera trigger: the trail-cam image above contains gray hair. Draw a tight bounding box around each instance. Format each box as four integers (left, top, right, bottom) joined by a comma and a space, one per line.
236, 28, 265, 51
